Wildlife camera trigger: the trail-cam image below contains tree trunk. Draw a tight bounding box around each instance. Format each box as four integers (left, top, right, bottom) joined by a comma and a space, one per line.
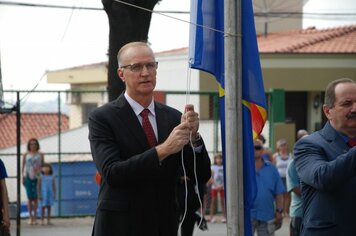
102, 0, 160, 101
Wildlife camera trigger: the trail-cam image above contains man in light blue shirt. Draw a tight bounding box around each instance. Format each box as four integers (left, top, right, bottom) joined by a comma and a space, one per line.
287, 159, 303, 236
287, 129, 308, 236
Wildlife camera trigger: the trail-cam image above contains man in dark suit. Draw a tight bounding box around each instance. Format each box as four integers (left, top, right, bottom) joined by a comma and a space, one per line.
294, 78, 356, 235
88, 42, 211, 236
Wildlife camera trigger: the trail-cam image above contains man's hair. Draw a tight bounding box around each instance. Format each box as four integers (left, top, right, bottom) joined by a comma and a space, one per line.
297, 129, 308, 140
276, 138, 287, 149
117, 41, 151, 67
41, 162, 53, 175
324, 78, 355, 108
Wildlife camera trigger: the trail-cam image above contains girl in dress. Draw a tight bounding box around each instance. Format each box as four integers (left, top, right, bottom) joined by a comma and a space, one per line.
209, 153, 226, 223
37, 163, 56, 225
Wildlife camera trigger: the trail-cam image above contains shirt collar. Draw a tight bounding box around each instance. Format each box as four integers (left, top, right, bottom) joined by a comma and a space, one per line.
337, 132, 356, 144
338, 132, 349, 142
124, 91, 156, 117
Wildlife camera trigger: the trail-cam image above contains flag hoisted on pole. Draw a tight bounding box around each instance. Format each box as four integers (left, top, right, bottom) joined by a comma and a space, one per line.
189, 0, 267, 235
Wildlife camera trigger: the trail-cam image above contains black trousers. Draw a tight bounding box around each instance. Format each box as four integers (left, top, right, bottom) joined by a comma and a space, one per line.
180, 210, 196, 236
290, 217, 302, 236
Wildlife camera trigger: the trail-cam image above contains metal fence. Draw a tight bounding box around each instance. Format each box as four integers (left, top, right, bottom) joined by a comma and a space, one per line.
0, 90, 221, 217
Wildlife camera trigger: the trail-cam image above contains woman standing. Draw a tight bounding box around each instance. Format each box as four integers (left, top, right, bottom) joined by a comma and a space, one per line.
22, 138, 44, 225
272, 138, 292, 217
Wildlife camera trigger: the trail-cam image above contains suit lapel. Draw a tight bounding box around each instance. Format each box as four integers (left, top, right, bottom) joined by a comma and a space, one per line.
320, 121, 349, 153
113, 94, 149, 149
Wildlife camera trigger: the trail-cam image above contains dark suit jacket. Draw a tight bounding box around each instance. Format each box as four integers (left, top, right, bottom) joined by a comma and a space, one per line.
88, 93, 211, 236
294, 122, 356, 236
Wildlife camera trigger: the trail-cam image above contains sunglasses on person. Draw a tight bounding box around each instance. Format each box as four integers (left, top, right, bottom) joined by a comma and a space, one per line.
254, 145, 263, 150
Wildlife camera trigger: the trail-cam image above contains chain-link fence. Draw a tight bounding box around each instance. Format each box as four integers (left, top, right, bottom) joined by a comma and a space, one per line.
0, 90, 221, 217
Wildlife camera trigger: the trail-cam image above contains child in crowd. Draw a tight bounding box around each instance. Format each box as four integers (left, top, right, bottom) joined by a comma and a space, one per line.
37, 163, 56, 225
209, 153, 226, 223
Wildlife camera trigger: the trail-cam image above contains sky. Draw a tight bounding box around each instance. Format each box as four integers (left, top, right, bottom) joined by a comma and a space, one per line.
303, 0, 356, 28
0, 0, 190, 93
0, 0, 355, 97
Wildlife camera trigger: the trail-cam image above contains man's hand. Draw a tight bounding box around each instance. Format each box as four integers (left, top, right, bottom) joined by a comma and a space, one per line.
156, 122, 190, 161
1, 212, 10, 231
274, 212, 283, 230
181, 104, 200, 140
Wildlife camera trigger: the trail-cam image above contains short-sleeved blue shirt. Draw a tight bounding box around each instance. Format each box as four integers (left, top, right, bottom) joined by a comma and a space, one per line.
251, 160, 285, 221
0, 159, 8, 180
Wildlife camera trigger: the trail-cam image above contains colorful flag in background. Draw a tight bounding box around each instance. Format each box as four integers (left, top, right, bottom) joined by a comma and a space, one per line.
189, 0, 267, 235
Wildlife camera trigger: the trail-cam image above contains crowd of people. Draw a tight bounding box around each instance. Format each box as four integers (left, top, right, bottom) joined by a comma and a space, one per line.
0, 137, 56, 235
251, 78, 356, 236
294, 78, 356, 235
88, 42, 355, 236
251, 132, 308, 236
0, 40, 354, 236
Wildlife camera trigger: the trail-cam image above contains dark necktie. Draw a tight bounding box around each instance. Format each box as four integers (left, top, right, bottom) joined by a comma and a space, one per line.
140, 109, 157, 147
348, 139, 356, 147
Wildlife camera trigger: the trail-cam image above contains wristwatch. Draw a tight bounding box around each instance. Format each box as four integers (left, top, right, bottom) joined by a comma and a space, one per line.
192, 132, 203, 147
275, 208, 283, 214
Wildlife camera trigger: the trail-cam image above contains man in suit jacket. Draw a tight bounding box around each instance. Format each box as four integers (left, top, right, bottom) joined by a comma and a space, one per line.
294, 78, 356, 235
88, 42, 211, 236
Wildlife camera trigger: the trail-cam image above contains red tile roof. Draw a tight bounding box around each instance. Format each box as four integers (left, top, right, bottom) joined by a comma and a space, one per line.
47, 25, 356, 73
59, 61, 107, 70
257, 25, 356, 53
156, 47, 189, 55
0, 113, 69, 149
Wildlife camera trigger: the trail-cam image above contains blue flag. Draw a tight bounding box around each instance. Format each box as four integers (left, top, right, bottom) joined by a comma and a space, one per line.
189, 0, 267, 235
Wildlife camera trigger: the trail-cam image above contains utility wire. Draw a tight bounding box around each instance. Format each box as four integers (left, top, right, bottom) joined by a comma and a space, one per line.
17, 0, 77, 104
1, 0, 355, 103
0, 0, 187, 14
1, 1, 355, 18
0, 0, 101, 10
114, 0, 229, 36
255, 11, 356, 17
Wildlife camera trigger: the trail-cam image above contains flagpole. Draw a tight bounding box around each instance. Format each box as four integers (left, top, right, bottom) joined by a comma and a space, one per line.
224, 0, 244, 235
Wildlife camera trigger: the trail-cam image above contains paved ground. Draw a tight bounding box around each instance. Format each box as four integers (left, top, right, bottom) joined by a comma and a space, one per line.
9, 217, 93, 236
194, 216, 289, 236
9, 215, 290, 236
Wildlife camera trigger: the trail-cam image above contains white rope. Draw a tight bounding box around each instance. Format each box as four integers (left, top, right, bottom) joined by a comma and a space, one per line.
178, 61, 204, 235
178, 148, 188, 234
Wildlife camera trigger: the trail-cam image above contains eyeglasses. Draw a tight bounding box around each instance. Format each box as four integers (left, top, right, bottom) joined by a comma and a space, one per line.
254, 145, 263, 151
120, 61, 158, 72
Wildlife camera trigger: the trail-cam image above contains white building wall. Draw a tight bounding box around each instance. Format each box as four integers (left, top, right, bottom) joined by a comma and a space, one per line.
0, 125, 91, 202
155, 51, 200, 92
